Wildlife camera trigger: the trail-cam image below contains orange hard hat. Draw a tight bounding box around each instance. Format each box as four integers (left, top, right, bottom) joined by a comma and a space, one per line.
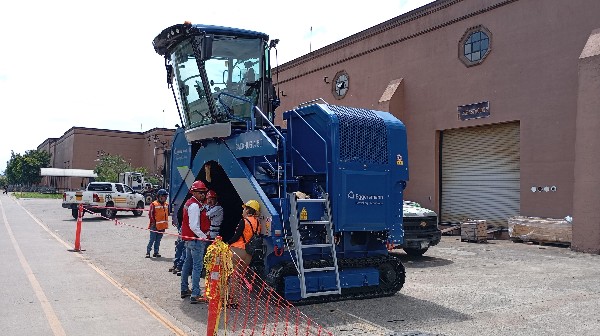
206, 190, 217, 198
189, 180, 208, 193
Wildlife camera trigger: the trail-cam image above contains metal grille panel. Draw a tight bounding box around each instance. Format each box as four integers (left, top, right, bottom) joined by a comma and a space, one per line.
441, 122, 520, 228
330, 105, 388, 164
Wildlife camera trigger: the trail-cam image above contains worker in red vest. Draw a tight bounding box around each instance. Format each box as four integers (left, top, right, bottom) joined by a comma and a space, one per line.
180, 180, 211, 304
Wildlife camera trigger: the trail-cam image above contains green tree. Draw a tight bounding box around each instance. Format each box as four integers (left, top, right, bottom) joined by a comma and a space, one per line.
5, 151, 22, 185
94, 154, 132, 182
0, 175, 7, 187
4, 150, 50, 186
23, 150, 51, 185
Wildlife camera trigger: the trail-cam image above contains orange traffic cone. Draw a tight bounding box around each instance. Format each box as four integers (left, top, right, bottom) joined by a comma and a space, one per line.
70, 203, 83, 252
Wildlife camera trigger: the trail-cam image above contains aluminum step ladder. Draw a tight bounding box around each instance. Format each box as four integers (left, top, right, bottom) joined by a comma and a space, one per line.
289, 193, 341, 298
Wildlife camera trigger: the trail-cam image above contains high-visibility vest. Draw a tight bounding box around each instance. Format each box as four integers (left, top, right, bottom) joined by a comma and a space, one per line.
181, 197, 202, 240
150, 200, 169, 230
231, 216, 260, 249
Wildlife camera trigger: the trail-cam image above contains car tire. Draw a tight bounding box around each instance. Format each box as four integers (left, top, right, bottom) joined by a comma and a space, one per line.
71, 208, 83, 219
403, 247, 429, 257
102, 202, 117, 219
133, 201, 145, 216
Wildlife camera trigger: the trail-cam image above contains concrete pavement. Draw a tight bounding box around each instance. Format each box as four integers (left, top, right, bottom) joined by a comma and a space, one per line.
3, 193, 600, 336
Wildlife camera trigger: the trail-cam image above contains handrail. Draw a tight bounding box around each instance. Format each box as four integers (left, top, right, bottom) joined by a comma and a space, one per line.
253, 105, 288, 221
289, 109, 329, 194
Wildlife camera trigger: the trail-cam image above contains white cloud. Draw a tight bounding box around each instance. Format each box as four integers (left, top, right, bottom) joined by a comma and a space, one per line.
0, 0, 433, 173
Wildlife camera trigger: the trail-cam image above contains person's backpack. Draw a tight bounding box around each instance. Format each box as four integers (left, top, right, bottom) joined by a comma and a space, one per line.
243, 218, 263, 256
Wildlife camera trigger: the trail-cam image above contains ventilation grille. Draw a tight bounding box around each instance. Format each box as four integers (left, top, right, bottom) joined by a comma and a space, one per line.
330, 105, 388, 164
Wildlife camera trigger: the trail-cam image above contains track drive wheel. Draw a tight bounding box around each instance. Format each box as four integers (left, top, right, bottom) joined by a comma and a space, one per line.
378, 258, 405, 293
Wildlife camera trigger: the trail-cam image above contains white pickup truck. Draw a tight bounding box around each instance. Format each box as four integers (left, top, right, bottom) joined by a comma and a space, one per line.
62, 182, 146, 219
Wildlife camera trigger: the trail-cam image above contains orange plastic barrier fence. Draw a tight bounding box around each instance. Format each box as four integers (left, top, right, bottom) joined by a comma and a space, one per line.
204, 240, 334, 336
73, 207, 332, 335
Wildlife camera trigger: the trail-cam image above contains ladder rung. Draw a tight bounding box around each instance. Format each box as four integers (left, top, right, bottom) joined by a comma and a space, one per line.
300, 220, 330, 225
304, 290, 341, 297
303, 266, 336, 272
301, 243, 332, 248
296, 198, 327, 203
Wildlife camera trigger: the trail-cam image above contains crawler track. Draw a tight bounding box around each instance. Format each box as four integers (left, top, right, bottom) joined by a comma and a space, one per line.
266, 255, 405, 305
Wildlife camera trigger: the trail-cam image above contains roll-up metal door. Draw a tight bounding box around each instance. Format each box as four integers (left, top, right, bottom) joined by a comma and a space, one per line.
441, 122, 520, 228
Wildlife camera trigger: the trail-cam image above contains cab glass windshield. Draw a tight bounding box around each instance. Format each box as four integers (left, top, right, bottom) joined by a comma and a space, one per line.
170, 36, 263, 129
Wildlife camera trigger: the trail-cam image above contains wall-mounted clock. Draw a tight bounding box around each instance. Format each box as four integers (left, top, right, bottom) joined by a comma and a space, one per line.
332, 70, 349, 99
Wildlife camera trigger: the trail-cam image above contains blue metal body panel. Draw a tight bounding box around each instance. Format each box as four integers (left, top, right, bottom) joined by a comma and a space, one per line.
283, 104, 408, 243
224, 130, 277, 158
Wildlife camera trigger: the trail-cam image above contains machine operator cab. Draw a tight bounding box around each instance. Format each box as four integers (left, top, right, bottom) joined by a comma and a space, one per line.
152, 22, 279, 143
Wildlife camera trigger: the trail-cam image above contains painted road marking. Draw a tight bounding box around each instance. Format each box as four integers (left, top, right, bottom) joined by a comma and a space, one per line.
1, 198, 67, 336
8, 198, 188, 336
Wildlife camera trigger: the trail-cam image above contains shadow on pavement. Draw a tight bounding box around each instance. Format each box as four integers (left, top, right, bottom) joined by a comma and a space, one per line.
302, 294, 470, 334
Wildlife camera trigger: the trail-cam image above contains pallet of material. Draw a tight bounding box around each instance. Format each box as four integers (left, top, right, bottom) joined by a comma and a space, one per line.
461, 220, 487, 243
508, 216, 572, 245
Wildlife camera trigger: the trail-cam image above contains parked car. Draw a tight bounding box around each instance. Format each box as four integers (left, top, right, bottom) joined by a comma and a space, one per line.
399, 201, 442, 256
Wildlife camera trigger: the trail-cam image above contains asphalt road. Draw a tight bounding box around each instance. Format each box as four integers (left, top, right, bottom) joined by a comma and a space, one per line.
2, 194, 600, 336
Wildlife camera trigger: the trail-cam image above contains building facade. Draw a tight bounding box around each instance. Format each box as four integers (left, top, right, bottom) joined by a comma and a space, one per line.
274, 0, 600, 252
37, 127, 174, 190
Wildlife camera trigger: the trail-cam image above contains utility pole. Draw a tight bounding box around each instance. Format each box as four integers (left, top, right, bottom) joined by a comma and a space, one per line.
309, 26, 313, 53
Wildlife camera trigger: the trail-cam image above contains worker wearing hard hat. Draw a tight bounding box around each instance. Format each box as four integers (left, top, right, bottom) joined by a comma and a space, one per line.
227, 199, 261, 266
205, 190, 223, 240
146, 188, 170, 258
180, 180, 210, 304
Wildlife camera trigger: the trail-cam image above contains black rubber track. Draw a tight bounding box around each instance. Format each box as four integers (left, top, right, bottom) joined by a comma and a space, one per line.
265, 255, 406, 305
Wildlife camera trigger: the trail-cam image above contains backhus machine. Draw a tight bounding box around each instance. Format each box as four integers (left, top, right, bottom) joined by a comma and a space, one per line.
153, 22, 409, 303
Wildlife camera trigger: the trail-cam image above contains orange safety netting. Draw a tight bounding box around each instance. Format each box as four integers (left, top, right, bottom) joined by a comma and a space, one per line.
204, 239, 334, 336
74, 206, 333, 335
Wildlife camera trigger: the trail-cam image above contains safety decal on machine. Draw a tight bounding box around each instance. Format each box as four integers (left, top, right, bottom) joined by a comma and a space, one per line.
300, 208, 308, 220
396, 154, 404, 165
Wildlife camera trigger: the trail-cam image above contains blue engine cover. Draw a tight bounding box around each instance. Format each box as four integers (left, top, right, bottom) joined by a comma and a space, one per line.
284, 104, 408, 242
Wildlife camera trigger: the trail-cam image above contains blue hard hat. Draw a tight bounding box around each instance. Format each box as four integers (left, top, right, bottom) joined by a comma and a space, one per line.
157, 189, 168, 196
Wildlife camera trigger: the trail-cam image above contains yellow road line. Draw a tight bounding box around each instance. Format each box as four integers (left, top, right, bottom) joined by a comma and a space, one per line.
11, 198, 189, 336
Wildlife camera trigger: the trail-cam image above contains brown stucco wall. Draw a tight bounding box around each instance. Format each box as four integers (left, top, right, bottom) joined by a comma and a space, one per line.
572, 29, 600, 253
274, 0, 600, 221
38, 127, 174, 190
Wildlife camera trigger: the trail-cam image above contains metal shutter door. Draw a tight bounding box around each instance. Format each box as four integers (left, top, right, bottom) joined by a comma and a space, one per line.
441, 122, 520, 228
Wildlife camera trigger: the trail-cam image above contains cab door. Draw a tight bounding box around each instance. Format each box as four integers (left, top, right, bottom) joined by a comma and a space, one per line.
113, 183, 129, 209
123, 185, 138, 208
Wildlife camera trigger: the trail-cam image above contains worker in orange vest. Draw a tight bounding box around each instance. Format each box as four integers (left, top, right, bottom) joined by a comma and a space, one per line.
146, 189, 169, 258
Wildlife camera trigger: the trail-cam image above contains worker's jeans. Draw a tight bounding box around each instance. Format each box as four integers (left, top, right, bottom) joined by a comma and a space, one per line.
147, 229, 165, 254
173, 237, 186, 269
181, 239, 208, 298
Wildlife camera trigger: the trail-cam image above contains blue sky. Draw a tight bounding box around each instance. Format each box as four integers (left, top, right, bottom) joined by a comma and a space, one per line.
0, 0, 433, 173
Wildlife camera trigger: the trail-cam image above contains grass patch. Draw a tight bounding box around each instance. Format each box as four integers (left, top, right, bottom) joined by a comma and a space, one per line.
12, 192, 63, 199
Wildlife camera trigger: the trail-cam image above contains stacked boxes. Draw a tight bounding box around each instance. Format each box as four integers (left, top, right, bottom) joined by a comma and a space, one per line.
461, 220, 487, 243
